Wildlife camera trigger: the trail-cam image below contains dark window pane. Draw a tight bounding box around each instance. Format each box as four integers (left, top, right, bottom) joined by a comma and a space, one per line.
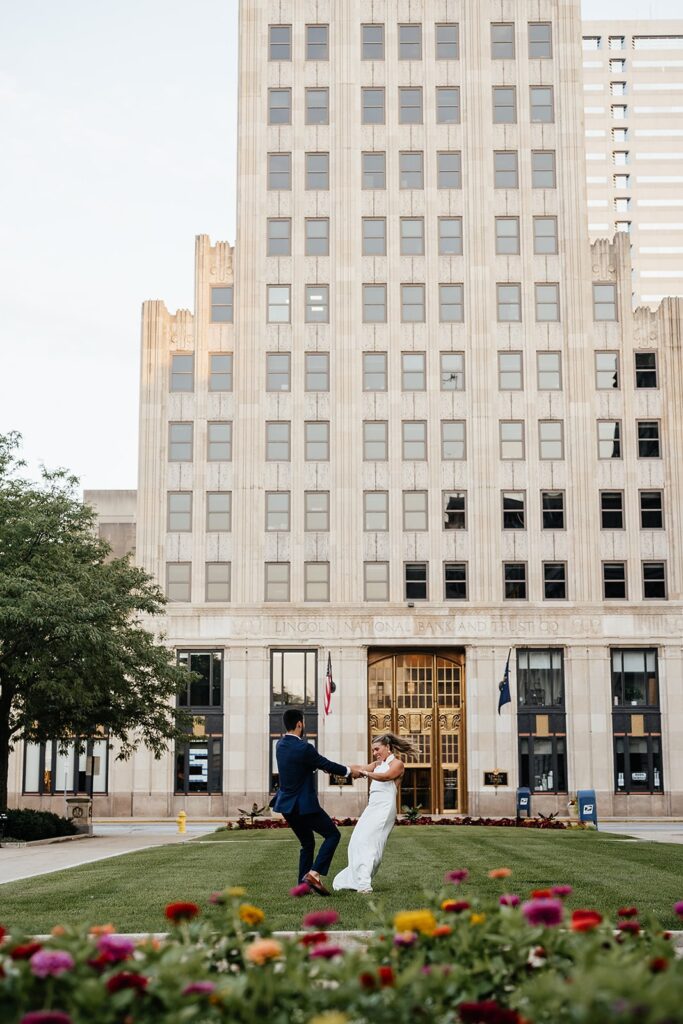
543, 563, 566, 599
603, 563, 626, 599
601, 491, 624, 529
517, 649, 564, 707
640, 491, 663, 529
638, 421, 660, 458
504, 563, 526, 599
405, 563, 427, 600
443, 492, 466, 530
643, 562, 666, 599
635, 352, 657, 388
542, 490, 564, 529
444, 563, 467, 600
503, 492, 525, 529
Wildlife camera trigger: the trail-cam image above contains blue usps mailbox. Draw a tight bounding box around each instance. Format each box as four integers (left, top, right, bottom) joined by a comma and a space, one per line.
516, 786, 531, 818
577, 789, 598, 827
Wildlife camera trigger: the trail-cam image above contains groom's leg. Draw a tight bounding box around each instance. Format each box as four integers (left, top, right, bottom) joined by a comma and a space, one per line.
310, 810, 341, 877
286, 813, 316, 882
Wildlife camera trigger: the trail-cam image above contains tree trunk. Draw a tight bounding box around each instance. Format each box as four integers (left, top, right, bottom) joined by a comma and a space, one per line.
0, 687, 13, 810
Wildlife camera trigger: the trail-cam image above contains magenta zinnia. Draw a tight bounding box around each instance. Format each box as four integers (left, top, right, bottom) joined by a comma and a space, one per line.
521, 898, 563, 927
302, 909, 339, 929
29, 950, 75, 978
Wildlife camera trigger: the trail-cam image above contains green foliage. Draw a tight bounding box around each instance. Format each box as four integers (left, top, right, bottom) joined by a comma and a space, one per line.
3, 807, 77, 841
0, 432, 192, 808
401, 804, 424, 822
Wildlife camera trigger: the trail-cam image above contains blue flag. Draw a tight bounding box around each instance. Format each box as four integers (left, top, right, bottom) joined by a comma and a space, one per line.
498, 649, 512, 715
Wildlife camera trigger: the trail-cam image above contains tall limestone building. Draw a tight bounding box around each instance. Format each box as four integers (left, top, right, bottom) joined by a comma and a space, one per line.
12, 1, 683, 819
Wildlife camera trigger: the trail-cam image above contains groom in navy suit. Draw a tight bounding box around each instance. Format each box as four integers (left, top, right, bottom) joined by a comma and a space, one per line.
272, 708, 359, 895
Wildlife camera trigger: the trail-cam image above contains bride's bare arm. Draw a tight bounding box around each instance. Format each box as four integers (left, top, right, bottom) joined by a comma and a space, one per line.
362, 759, 404, 781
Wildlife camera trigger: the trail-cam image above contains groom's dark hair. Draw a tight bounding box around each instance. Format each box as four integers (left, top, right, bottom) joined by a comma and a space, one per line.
283, 708, 304, 731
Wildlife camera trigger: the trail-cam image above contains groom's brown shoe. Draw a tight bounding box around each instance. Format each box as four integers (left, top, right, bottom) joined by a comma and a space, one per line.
303, 871, 330, 896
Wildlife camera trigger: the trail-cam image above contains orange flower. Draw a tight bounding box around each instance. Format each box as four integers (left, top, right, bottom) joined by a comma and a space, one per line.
570, 910, 603, 932
51, 926, 66, 937
488, 868, 512, 879
239, 904, 265, 927
89, 924, 116, 936
433, 925, 453, 937
245, 938, 283, 965
469, 913, 486, 926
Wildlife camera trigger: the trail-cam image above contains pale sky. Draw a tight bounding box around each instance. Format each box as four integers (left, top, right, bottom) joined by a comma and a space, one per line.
0, 1, 680, 490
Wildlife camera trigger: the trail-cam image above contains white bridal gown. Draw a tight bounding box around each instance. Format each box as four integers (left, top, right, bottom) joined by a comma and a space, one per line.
332, 754, 397, 893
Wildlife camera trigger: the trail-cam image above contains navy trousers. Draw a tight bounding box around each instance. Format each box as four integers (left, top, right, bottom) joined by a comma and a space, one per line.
285, 809, 341, 882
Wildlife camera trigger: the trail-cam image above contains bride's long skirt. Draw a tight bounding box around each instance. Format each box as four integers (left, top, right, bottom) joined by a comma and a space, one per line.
332, 781, 396, 892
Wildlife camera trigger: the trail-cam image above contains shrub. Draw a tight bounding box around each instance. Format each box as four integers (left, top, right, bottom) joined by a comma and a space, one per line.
3, 808, 78, 842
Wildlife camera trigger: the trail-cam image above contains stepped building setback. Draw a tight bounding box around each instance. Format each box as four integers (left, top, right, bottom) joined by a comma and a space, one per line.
9, 1, 683, 819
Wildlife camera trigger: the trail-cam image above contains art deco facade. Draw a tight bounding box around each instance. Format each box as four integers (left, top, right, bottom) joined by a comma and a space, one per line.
10, 0, 683, 819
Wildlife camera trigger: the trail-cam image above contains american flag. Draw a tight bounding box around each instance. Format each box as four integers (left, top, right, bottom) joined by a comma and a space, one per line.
324, 653, 335, 715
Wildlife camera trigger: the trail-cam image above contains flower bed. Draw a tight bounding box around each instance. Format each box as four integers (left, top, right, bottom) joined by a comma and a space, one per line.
2, 874, 682, 1023
232, 815, 568, 831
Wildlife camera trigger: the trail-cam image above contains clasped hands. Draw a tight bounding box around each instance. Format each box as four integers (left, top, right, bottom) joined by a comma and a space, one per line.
349, 761, 380, 780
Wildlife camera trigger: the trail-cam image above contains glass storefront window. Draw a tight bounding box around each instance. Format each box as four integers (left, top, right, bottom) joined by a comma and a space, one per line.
23, 738, 108, 795
611, 649, 658, 707
519, 735, 567, 793
517, 649, 564, 707
615, 736, 662, 793
175, 738, 222, 794
178, 651, 223, 708
271, 649, 317, 707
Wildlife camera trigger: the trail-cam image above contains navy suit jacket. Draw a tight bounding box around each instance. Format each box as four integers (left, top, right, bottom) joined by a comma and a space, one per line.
271, 734, 348, 816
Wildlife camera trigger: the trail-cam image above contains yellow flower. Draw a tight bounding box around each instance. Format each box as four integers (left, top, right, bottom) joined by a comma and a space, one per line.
239, 903, 265, 927
245, 938, 283, 965
227, 886, 246, 898
393, 909, 438, 936
470, 913, 486, 926
308, 1015, 349, 1024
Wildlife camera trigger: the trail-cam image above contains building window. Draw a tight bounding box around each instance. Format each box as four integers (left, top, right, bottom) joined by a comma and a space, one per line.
518, 664, 568, 790
362, 24, 384, 60
362, 218, 386, 256
167, 562, 191, 602
399, 87, 423, 124
504, 563, 527, 600
363, 421, 388, 460
305, 352, 329, 392
306, 88, 329, 125
603, 562, 627, 599
400, 218, 424, 256
268, 88, 291, 125
362, 87, 385, 125
436, 23, 459, 60
175, 738, 222, 795
402, 352, 426, 390
206, 563, 230, 602
362, 152, 386, 189
595, 351, 619, 389
269, 25, 291, 61
305, 219, 329, 256
207, 422, 232, 461
305, 421, 329, 461
268, 153, 291, 190
399, 152, 424, 189
519, 734, 567, 795
405, 563, 428, 600
440, 284, 464, 322
403, 490, 428, 531
494, 151, 518, 188
403, 421, 427, 460
537, 352, 561, 390
399, 23, 422, 60
441, 352, 465, 390
266, 492, 290, 532
529, 22, 552, 58
498, 352, 522, 390
168, 492, 192, 532
24, 738, 109, 796
443, 491, 466, 530
518, 649, 564, 707
266, 421, 290, 461
530, 86, 554, 123
305, 285, 329, 323
497, 283, 521, 322
267, 218, 291, 257
541, 490, 565, 529
437, 151, 462, 188
363, 352, 387, 391
615, 735, 663, 795
609, 35, 625, 49
612, 648, 659, 709
267, 285, 290, 324
441, 420, 466, 460
439, 218, 463, 256
533, 217, 558, 255
598, 420, 621, 459
306, 24, 328, 60
495, 217, 520, 255
364, 491, 389, 531
593, 283, 618, 321
209, 353, 233, 392
210, 286, 233, 323
502, 491, 525, 529
266, 353, 290, 392
640, 491, 663, 530
635, 352, 657, 388
543, 562, 567, 599
500, 421, 524, 460
637, 420, 660, 458
643, 562, 666, 599
436, 87, 460, 124
491, 23, 515, 59
363, 284, 387, 322
493, 87, 516, 124
269, 650, 318, 785
265, 563, 290, 602
539, 420, 563, 460
535, 283, 560, 322
531, 151, 556, 188
170, 354, 193, 392
207, 492, 231, 532
600, 491, 624, 529
444, 563, 467, 600
305, 491, 330, 532
402, 284, 426, 322
306, 152, 329, 190
365, 561, 389, 600
305, 562, 330, 601
168, 422, 193, 462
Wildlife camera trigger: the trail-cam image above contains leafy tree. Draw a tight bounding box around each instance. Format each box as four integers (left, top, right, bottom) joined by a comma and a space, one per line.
0, 432, 191, 810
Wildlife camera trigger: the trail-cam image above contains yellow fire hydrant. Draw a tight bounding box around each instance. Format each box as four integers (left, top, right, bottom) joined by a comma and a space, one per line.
177, 810, 187, 834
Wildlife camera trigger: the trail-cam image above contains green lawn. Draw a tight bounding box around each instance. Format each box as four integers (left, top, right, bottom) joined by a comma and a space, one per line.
2, 826, 683, 933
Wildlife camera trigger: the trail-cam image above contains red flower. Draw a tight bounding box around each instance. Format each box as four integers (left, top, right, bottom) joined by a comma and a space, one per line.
10, 942, 42, 960
164, 902, 200, 923
299, 932, 328, 947
309, 944, 344, 959
378, 966, 395, 987
434, 925, 453, 937
617, 906, 638, 918
650, 957, 669, 973
531, 889, 552, 899
359, 971, 376, 990
443, 900, 471, 914
302, 910, 339, 929
617, 920, 641, 935
19, 1014, 73, 1024
458, 1000, 521, 1024
0, 926, 5, 943
570, 910, 603, 932
106, 972, 149, 994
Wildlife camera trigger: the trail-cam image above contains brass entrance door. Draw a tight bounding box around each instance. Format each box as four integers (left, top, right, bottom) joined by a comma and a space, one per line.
368, 651, 466, 814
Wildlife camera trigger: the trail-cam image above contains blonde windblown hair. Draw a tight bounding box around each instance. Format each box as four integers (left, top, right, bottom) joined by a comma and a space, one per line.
372, 733, 416, 757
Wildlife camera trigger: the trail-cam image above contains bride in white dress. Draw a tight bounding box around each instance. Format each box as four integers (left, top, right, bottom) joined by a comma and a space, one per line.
333, 733, 415, 894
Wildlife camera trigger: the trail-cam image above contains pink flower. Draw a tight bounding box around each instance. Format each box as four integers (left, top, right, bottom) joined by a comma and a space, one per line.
97, 934, 135, 962
394, 931, 417, 948
445, 869, 469, 884
209, 891, 226, 905
521, 898, 564, 928
552, 885, 573, 898
499, 893, 520, 908
309, 943, 344, 959
20, 1015, 73, 1024
302, 910, 339, 929
674, 901, 683, 917
290, 883, 311, 897
182, 981, 216, 996
29, 950, 75, 978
